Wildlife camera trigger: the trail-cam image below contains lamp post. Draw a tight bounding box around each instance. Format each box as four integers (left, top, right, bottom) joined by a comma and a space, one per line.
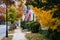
6, 3, 8, 37
4, 0, 9, 37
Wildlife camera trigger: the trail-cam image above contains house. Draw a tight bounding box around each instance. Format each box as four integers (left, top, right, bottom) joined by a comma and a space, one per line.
0, 1, 6, 25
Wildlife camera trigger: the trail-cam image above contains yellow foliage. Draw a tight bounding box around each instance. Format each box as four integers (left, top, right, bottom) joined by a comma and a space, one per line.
29, 5, 59, 30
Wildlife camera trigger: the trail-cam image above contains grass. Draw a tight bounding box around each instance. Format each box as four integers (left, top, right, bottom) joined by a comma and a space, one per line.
25, 33, 49, 40
2, 35, 13, 40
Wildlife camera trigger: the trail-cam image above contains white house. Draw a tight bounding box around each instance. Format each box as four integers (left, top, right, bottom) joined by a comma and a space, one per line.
22, 7, 35, 21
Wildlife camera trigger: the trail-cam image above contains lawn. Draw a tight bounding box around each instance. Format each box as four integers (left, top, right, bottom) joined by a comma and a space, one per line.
26, 33, 49, 40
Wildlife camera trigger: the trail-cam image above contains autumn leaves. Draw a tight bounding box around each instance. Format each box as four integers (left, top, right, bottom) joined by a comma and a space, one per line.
29, 5, 59, 30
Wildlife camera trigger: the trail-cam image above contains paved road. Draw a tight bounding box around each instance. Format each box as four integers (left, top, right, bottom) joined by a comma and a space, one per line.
0, 25, 6, 40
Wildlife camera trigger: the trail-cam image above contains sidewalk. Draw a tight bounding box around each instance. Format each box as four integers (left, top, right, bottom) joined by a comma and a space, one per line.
12, 27, 27, 40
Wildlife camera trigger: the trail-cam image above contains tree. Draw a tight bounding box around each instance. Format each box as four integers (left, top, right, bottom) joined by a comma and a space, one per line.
8, 5, 17, 24
29, 0, 60, 40
29, 5, 58, 30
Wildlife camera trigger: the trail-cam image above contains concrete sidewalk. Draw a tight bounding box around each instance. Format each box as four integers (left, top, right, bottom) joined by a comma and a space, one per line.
12, 27, 27, 40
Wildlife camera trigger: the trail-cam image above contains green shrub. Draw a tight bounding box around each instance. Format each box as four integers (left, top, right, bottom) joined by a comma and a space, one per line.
30, 22, 40, 33
21, 21, 26, 29
21, 21, 40, 32
25, 21, 35, 31
21, 21, 34, 30
47, 28, 60, 40
39, 30, 48, 37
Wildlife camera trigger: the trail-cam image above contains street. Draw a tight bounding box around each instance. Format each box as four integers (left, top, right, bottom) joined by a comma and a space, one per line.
0, 25, 6, 40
